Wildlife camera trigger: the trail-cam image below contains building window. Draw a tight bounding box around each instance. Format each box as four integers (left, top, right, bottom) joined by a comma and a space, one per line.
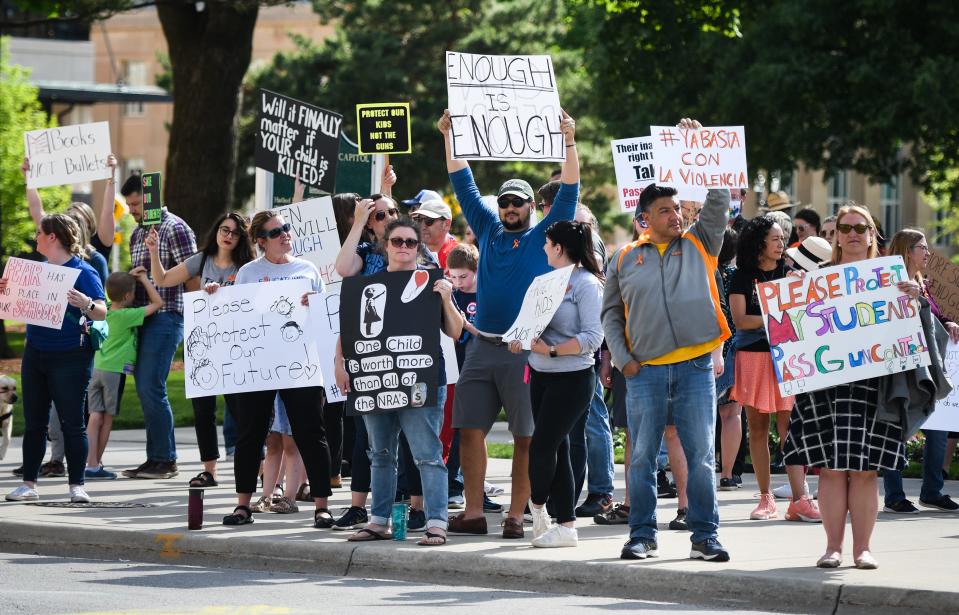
122, 61, 146, 117
933, 207, 950, 247
124, 158, 144, 179
880, 176, 901, 236
826, 170, 849, 214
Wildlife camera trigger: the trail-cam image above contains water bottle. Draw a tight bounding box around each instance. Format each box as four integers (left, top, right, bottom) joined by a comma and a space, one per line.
391, 502, 408, 540
188, 488, 204, 530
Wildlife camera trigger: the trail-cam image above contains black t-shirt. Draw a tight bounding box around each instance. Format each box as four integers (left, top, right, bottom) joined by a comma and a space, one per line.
91, 234, 112, 268
452, 289, 477, 369
728, 263, 789, 352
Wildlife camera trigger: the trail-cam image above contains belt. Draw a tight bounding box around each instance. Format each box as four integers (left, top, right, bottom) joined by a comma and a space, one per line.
476, 333, 507, 347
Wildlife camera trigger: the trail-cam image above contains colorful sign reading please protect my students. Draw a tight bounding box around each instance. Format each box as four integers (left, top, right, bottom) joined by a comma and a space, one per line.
757, 256, 931, 396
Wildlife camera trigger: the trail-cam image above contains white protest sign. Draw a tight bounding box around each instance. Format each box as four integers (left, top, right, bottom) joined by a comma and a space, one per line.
441, 331, 459, 384
919, 340, 959, 432
308, 292, 344, 402
651, 125, 747, 191
446, 51, 564, 162
0, 257, 81, 329
758, 256, 931, 396
183, 279, 323, 398
611, 137, 655, 213
503, 265, 575, 350
24, 122, 112, 189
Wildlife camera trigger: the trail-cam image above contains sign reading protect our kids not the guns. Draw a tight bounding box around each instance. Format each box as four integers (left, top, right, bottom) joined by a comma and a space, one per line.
356, 103, 411, 155
650, 125, 748, 190
757, 256, 931, 396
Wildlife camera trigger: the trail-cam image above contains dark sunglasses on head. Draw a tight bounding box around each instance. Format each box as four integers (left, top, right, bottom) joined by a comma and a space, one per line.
497, 196, 529, 209
388, 237, 420, 249
374, 207, 399, 222
258, 222, 291, 239
837, 223, 871, 235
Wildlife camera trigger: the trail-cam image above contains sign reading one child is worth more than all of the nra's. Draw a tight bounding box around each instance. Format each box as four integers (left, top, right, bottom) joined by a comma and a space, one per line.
446, 51, 564, 162
255, 89, 342, 194
23, 121, 113, 189
650, 125, 748, 191
141, 172, 162, 226
355, 103, 412, 155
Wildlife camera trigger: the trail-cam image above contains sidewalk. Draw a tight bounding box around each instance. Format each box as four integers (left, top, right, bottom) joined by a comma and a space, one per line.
1, 426, 957, 615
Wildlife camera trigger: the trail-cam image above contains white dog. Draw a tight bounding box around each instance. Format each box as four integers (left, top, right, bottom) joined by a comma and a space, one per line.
0, 375, 17, 460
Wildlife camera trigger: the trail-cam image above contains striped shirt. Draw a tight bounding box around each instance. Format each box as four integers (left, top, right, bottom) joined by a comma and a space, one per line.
129, 208, 197, 314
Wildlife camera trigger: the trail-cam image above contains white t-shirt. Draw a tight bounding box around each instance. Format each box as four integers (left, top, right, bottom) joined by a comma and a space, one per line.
235, 256, 325, 293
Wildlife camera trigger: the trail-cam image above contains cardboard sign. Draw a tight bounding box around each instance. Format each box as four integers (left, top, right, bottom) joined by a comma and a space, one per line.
255, 89, 342, 194
758, 256, 931, 396
502, 265, 575, 350
141, 172, 162, 226
182, 278, 323, 398
307, 292, 343, 403
23, 121, 112, 189
925, 250, 959, 325
920, 340, 959, 432
340, 269, 443, 414
356, 103, 412, 155
446, 51, 564, 162
651, 125, 747, 190
0, 257, 81, 329
611, 137, 655, 213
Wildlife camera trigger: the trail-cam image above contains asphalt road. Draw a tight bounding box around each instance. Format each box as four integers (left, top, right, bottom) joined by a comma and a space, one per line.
1, 552, 795, 615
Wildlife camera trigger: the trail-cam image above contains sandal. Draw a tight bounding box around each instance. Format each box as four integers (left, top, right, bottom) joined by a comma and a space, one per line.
417, 529, 447, 546
313, 507, 335, 529
295, 483, 312, 502
251, 495, 272, 513
348, 527, 391, 541
271, 484, 285, 503
222, 505, 254, 526
189, 471, 218, 488
270, 496, 299, 514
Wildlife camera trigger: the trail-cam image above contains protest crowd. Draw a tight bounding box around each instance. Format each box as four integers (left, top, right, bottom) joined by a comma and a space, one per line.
4, 53, 958, 571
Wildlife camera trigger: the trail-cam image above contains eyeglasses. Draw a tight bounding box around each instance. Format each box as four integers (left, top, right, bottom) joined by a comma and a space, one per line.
913, 244, 930, 253
837, 223, 871, 235
497, 196, 529, 209
258, 222, 291, 239
373, 208, 399, 222
388, 237, 420, 249
413, 216, 440, 227
218, 226, 242, 238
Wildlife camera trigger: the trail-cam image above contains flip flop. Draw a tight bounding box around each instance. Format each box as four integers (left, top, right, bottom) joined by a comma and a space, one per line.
347, 527, 392, 542
189, 471, 218, 488
222, 505, 254, 526
417, 530, 447, 546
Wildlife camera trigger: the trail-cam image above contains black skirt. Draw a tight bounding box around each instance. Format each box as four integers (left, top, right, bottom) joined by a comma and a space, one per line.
783, 378, 906, 472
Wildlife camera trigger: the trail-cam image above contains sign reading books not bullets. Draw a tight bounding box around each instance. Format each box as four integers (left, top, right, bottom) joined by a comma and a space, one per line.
183, 278, 323, 399
23, 121, 112, 189
502, 265, 575, 350
255, 89, 342, 194
340, 269, 443, 414
757, 256, 932, 396
650, 125, 748, 190
0, 257, 81, 329
446, 51, 564, 162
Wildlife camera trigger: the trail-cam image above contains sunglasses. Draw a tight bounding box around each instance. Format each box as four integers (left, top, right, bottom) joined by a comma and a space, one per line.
497, 196, 529, 209
218, 226, 242, 238
258, 222, 291, 239
373, 208, 399, 222
389, 237, 420, 249
413, 216, 440, 227
837, 223, 871, 235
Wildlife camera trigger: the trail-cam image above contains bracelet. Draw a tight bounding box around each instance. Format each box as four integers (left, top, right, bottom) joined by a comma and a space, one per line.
565, 143, 576, 148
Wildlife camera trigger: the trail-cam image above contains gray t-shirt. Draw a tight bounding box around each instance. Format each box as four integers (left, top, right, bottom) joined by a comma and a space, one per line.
235, 256, 325, 293
528, 267, 605, 373
184, 252, 240, 287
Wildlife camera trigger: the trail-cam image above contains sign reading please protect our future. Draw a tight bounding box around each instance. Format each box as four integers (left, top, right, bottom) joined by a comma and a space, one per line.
757, 256, 931, 396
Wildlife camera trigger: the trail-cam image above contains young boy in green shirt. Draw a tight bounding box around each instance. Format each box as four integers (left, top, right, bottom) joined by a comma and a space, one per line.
84, 267, 164, 479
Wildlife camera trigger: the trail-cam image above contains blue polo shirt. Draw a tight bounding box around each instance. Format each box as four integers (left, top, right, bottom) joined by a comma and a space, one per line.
26, 256, 106, 352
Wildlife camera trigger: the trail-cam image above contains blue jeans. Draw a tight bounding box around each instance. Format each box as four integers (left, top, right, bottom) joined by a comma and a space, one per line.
571, 371, 616, 499
625, 355, 719, 543
364, 388, 448, 530
883, 429, 948, 505
135, 312, 183, 462
21, 345, 94, 485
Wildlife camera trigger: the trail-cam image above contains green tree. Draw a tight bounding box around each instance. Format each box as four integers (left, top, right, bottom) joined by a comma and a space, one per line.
0, 38, 71, 357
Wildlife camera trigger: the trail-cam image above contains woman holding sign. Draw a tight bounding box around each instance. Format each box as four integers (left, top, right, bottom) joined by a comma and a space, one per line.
4, 214, 107, 503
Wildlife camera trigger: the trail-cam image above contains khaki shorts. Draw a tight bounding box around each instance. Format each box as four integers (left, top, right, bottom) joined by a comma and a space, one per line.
87, 369, 125, 416
452, 336, 533, 437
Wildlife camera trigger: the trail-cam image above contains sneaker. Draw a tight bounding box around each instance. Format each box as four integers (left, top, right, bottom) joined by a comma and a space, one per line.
136, 461, 179, 480
919, 495, 959, 512
657, 469, 677, 498
5, 484, 39, 501
523, 503, 534, 523
690, 538, 730, 562
718, 477, 738, 491
122, 460, 152, 479
482, 494, 503, 512
529, 501, 553, 539
447, 494, 465, 510
620, 537, 658, 560
574, 493, 613, 517
594, 503, 630, 525
770, 450, 786, 474
69, 485, 91, 503
408, 508, 426, 532
668, 508, 688, 530
732, 474, 743, 486
11, 465, 23, 477
84, 467, 118, 480
772, 480, 810, 500
39, 460, 66, 478
750, 493, 778, 520
531, 524, 577, 548
332, 506, 369, 530
484, 481, 505, 497
883, 499, 919, 514
785, 496, 822, 522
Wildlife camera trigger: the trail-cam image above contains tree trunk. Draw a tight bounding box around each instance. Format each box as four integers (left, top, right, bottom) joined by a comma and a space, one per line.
157, 3, 258, 238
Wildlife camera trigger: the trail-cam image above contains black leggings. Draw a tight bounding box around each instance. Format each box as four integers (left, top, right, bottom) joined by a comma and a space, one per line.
528, 367, 595, 523
325, 401, 344, 477
234, 386, 331, 498
192, 394, 237, 462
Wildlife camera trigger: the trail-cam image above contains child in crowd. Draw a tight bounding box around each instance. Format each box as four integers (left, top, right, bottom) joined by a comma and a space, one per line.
85, 269, 164, 479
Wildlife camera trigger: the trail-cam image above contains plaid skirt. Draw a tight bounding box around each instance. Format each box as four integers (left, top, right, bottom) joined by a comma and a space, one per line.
783, 378, 906, 472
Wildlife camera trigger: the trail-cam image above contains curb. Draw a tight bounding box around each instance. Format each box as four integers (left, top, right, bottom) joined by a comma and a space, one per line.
0, 518, 951, 615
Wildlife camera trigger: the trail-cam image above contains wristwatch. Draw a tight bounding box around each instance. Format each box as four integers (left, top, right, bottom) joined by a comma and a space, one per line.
85, 300, 95, 314
549, 346, 558, 358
